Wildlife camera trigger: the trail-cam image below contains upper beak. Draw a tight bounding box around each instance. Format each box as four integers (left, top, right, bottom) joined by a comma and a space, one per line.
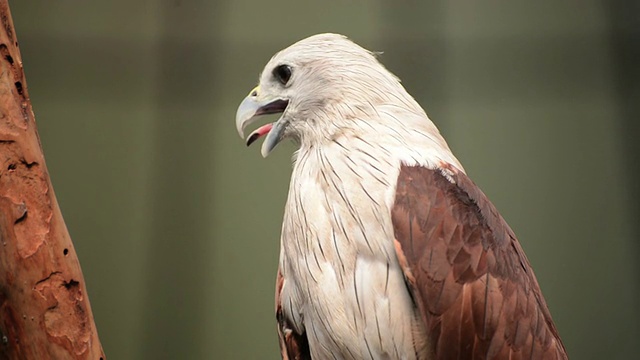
235, 86, 289, 157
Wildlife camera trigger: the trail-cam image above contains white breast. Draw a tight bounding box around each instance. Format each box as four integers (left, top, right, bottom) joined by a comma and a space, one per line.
277, 136, 434, 359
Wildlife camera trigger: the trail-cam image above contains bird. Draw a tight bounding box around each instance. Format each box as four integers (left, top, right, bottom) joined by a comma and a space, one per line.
235, 33, 567, 360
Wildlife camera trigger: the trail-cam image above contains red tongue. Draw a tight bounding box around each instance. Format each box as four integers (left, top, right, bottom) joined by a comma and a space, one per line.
246, 123, 273, 146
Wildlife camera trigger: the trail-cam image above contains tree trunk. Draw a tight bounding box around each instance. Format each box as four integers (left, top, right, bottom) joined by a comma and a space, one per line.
0, 1, 105, 359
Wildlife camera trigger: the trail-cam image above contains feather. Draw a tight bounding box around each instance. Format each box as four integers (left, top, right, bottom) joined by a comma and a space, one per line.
236, 33, 566, 360
392, 164, 567, 359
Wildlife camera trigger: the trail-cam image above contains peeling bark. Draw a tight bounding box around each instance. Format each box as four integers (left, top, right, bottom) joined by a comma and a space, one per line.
0, 1, 105, 359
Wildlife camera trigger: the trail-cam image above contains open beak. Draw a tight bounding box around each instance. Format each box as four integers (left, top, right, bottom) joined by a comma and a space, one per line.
235, 86, 289, 157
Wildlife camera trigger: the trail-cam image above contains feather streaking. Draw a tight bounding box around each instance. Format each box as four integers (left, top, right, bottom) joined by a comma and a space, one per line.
236, 33, 566, 360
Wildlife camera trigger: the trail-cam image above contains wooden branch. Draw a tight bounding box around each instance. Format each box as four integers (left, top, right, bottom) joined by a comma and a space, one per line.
0, 1, 105, 359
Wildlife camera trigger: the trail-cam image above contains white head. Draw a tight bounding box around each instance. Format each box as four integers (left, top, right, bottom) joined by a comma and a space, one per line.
236, 33, 433, 157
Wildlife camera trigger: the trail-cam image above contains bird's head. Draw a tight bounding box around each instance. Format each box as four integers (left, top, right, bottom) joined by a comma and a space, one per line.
236, 33, 413, 157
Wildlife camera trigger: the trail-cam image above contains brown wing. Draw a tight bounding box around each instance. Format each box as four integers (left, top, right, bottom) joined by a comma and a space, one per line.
275, 268, 311, 360
392, 164, 567, 359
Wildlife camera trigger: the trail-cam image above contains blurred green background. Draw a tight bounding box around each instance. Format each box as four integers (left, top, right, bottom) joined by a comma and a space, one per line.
11, 1, 640, 359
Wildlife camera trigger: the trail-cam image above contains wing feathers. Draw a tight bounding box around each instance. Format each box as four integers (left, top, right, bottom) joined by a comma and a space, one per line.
392, 165, 567, 359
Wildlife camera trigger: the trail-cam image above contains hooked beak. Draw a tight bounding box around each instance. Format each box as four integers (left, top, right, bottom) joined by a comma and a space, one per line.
235, 86, 289, 157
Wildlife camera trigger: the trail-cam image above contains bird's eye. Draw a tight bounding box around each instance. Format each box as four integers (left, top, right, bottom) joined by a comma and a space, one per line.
272, 64, 292, 85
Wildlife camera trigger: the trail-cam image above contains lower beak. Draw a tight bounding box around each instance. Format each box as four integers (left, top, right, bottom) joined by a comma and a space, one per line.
235, 86, 288, 157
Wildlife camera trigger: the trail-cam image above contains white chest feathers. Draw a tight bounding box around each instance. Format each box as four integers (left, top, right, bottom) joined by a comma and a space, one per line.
277, 142, 431, 359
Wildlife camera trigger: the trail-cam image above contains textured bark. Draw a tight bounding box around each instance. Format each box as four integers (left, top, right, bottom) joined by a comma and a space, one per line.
0, 1, 105, 359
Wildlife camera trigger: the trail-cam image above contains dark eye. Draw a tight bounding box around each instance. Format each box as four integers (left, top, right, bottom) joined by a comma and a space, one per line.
272, 64, 292, 85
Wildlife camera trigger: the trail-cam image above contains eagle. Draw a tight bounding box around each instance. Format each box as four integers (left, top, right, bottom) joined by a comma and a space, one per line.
235, 33, 567, 360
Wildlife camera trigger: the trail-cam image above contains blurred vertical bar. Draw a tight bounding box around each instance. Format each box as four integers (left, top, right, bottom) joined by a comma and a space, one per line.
607, 0, 640, 260
606, 0, 640, 354
377, 1, 450, 135
140, 1, 223, 359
